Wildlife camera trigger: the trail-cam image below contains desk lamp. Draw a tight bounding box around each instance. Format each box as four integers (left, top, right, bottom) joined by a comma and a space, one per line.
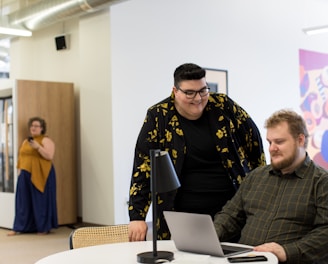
137, 149, 181, 263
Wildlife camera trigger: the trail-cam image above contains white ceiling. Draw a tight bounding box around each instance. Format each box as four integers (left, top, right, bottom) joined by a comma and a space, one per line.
1, 0, 124, 33
0, 0, 124, 70
1, 0, 40, 15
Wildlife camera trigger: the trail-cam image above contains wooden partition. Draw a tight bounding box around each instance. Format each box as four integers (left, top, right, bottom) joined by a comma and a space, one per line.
16, 80, 76, 225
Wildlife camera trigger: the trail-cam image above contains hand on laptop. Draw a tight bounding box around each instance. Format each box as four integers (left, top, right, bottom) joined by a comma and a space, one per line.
128, 220, 148, 242
253, 242, 286, 262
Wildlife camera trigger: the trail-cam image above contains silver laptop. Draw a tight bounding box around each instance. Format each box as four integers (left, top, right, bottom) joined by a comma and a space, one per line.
163, 211, 253, 257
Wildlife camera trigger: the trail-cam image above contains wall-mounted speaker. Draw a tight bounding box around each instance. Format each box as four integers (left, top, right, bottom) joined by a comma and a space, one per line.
55, 35, 69, 51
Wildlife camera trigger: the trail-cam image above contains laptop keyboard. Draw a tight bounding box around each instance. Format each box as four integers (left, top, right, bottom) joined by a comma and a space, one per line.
222, 244, 251, 255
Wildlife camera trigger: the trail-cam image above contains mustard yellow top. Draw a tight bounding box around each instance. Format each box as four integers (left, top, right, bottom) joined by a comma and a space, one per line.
17, 135, 52, 193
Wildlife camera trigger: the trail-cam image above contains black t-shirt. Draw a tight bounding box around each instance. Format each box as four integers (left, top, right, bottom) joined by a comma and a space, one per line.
174, 111, 235, 218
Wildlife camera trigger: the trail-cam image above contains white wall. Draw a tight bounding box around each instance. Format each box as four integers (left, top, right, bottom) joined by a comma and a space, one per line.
6, 0, 328, 225
111, 0, 328, 224
79, 11, 114, 224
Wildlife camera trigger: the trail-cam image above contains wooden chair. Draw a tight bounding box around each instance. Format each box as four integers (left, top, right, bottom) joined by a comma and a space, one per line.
69, 224, 129, 249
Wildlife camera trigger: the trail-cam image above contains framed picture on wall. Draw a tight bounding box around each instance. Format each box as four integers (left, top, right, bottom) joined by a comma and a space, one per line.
205, 68, 228, 94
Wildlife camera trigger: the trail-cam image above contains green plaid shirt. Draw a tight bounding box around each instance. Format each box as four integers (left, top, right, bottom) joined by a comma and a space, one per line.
214, 155, 328, 264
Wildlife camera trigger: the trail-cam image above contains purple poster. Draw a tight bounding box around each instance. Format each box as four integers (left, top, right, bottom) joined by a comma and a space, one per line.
299, 49, 328, 170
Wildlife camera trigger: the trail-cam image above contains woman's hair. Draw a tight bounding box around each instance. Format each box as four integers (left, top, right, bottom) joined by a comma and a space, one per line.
264, 109, 309, 148
28, 116, 47, 134
174, 63, 206, 87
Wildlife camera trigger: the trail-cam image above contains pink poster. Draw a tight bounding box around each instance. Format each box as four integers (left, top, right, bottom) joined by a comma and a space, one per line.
299, 49, 328, 170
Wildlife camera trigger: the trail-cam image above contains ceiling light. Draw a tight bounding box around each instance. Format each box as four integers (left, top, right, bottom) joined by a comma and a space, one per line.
0, 16, 32, 37
303, 25, 328, 36
0, 26, 32, 36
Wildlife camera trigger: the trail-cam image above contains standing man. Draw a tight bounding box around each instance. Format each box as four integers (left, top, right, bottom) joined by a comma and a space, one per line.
129, 63, 266, 241
214, 109, 328, 263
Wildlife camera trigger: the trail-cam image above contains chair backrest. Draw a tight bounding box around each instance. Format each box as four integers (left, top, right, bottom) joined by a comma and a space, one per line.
69, 224, 129, 249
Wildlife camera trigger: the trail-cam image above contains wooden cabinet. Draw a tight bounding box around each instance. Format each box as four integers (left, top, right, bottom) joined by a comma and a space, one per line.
0, 79, 77, 227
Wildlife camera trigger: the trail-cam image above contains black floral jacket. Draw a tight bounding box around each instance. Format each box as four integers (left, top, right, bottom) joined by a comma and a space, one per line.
129, 92, 266, 239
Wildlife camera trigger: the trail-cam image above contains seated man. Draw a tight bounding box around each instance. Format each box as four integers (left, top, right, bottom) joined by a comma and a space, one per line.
214, 109, 328, 264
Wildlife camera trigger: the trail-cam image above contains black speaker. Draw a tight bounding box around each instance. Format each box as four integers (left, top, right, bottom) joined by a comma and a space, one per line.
55, 35, 69, 50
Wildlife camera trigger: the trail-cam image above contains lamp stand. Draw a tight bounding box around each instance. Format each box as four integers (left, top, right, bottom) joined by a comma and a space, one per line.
137, 149, 175, 263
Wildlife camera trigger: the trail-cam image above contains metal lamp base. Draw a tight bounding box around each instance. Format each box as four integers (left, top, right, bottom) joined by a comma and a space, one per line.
137, 251, 174, 263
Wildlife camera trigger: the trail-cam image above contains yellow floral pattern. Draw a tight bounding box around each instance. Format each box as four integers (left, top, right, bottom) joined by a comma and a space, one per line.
129, 92, 266, 240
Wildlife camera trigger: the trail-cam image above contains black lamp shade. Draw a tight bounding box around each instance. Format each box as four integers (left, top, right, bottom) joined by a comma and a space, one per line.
155, 151, 180, 193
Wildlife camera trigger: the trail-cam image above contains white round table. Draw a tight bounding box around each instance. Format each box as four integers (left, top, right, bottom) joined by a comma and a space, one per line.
35, 240, 278, 264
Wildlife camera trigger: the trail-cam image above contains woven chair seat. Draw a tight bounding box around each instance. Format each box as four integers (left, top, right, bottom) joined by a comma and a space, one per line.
69, 224, 129, 249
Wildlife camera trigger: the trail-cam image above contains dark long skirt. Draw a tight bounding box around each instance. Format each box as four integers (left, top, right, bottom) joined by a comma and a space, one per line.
13, 166, 58, 233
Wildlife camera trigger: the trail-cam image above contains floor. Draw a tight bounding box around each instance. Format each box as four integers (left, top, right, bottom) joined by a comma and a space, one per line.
0, 226, 73, 264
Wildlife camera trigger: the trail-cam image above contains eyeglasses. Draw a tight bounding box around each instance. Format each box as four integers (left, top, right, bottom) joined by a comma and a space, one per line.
176, 86, 210, 99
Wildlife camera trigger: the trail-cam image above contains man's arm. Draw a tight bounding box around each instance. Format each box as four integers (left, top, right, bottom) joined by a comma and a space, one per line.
128, 110, 159, 240
256, 171, 328, 263
213, 179, 247, 241
229, 96, 267, 169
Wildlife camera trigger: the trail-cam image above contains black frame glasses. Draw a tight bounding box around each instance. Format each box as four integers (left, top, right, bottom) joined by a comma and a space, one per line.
176, 86, 210, 99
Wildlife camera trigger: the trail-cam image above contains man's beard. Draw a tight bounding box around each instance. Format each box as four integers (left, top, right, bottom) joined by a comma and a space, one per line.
271, 146, 297, 172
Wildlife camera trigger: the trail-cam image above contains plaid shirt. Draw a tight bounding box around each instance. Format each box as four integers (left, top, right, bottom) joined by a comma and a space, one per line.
214, 155, 328, 264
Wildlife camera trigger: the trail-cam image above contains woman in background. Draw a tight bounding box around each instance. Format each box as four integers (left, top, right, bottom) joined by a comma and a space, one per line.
8, 117, 58, 235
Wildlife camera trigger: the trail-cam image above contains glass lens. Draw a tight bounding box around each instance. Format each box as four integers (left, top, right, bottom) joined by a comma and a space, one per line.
199, 88, 209, 96
179, 87, 209, 99
185, 91, 196, 98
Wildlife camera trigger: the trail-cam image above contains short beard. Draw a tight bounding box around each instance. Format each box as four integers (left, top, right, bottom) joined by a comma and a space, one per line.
271, 146, 297, 172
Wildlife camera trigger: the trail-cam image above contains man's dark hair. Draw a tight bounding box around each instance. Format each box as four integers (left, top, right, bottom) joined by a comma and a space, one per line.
174, 63, 206, 87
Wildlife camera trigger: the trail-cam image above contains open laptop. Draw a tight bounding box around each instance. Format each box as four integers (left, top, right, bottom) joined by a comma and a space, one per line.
163, 211, 253, 257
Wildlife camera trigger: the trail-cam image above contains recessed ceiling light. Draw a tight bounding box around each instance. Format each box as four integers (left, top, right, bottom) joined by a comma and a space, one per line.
303, 25, 328, 36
